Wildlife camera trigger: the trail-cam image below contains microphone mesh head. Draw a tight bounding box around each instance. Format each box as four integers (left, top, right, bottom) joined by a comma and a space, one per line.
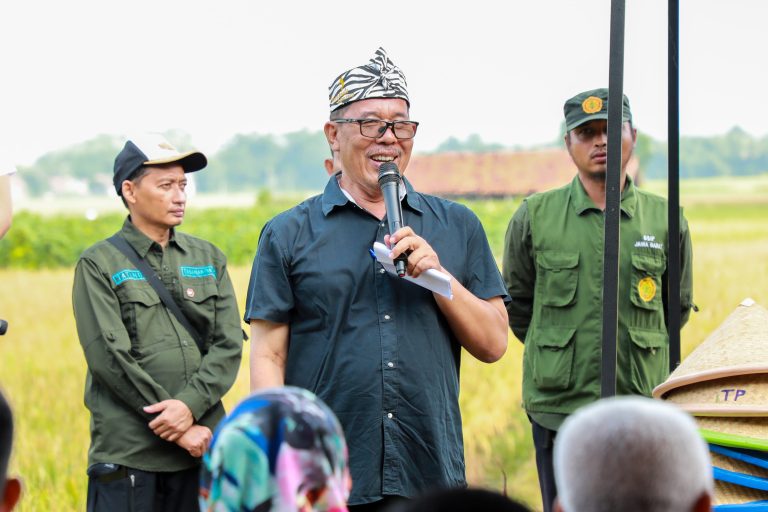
378, 162, 400, 185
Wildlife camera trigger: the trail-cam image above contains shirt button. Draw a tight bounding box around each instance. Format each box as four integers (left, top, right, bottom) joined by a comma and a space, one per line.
181, 340, 188, 346
380, 223, 386, 228
387, 361, 394, 368
387, 413, 393, 419
379, 268, 386, 274
384, 314, 391, 320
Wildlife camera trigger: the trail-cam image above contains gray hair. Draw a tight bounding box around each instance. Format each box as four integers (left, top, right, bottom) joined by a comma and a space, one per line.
554, 397, 712, 512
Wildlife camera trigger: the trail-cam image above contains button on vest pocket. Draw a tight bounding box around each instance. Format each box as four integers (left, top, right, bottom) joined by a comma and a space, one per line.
531, 327, 577, 390
536, 251, 579, 307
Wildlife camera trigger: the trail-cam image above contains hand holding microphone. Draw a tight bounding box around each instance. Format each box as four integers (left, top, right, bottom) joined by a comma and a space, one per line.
378, 162, 408, 277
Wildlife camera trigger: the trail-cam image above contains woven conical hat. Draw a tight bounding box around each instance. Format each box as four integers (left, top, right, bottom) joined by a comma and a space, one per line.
698, 417, 768, 451
653, 299, 768, 413
664, 374, 768, 416
714, 480, 768, 507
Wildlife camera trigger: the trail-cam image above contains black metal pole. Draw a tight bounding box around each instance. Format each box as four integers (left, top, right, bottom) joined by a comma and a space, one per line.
668, 0, 682, 372
601, 0, 626, 398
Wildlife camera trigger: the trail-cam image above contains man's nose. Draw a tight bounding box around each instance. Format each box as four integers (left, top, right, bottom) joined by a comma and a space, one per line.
375, 123, 398, 143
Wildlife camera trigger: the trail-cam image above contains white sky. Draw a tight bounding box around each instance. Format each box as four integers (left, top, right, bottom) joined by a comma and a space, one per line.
1, 0, 767, 165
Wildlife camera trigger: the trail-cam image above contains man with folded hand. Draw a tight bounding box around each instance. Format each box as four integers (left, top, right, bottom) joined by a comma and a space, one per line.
245, 48, 509, 510
73, 134, 243, 511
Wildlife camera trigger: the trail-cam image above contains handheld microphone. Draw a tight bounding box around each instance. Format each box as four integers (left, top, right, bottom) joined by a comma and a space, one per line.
378, 162, 407, 277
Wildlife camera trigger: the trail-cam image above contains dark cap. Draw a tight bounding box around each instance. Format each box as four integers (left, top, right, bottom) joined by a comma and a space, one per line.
113, 133, 207, 196
564, 88, 632, 132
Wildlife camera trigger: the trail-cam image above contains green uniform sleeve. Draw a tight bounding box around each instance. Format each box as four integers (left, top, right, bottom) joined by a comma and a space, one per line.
73, 257, 172, 417
679, 213, 694, 327
174, 262, 243, 420
502, 201, 535, 342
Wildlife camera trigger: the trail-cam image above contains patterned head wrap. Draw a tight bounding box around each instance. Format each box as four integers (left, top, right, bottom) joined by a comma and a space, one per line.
200, 387, 350, 512
328, 47, 409, 112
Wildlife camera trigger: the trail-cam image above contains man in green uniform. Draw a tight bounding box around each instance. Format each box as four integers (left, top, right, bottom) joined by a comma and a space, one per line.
502, 88, 694, 512
73, 134, 243, 512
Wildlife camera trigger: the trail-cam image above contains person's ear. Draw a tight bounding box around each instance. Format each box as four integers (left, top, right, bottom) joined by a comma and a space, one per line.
122, 180, 137, 205
324, 122, 340, 152
691, 491, 711, 512
0, 477, 22, 512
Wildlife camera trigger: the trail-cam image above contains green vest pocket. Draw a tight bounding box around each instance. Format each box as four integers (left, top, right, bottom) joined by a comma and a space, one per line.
536, 251, 579, 307
628, 327, 669, 396
531, 327, 577, 390
630, 252, 666, 311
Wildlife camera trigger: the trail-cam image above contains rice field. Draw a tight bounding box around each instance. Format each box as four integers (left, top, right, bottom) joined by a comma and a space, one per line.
1, 177, 767, 511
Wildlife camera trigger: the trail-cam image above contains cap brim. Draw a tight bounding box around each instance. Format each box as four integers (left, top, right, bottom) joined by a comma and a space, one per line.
144, 151, 207, 173
566, 113, 632, 132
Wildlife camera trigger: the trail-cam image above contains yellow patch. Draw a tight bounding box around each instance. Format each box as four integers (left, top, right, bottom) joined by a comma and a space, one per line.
638, 277, 657, 302
582, 96, 603, 114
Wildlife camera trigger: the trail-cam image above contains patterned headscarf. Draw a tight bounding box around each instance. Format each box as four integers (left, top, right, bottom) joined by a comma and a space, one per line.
328, 47, 409, 112
200, 387, 350, 512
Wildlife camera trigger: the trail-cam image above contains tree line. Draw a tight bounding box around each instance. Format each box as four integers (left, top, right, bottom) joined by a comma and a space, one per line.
17, 126, 768, 197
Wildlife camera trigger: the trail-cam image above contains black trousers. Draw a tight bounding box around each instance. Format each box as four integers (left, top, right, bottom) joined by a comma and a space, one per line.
86, 464, 199, 512
531, 419, 558, 512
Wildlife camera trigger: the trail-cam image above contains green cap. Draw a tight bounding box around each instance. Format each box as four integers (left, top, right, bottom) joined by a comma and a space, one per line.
563, 88, 632, 132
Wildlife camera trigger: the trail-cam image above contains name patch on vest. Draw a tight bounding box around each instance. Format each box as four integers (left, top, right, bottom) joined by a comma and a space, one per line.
180, 265, 217, 279
112, 269, 146, 286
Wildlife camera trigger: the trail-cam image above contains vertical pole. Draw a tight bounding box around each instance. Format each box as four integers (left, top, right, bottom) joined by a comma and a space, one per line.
668, 0, 682, 372
601, 0, 626, 398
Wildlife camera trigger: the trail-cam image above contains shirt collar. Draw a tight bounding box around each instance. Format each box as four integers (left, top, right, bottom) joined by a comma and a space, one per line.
321, 172, 423, 216
569, 174, 637, 218
120, 216, 186, 256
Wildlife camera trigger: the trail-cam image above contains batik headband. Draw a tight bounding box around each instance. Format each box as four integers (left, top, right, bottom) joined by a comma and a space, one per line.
328, 47, 409, 112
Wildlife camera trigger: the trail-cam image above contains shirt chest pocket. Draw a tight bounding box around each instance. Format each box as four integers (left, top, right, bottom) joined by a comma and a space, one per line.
536, 251, 579, 307
179, 280, 219, 326
630, 252, 666, 311
115, 284, 167, 347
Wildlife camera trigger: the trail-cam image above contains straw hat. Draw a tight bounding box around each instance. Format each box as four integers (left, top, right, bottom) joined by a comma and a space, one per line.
663, 374, 768, 416
714, 480, 768, 507
653, 299, 768, 416
697, 417, 768, 451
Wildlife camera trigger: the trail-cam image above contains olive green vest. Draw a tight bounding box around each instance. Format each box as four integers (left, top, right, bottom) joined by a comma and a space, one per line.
522, 176, 673, 415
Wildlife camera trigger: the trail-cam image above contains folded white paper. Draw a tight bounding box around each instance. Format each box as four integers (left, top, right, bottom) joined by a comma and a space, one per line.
372, 242, 453, 299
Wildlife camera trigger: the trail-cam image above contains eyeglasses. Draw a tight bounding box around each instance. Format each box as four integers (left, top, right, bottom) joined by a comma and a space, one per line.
333, 118, 419, 140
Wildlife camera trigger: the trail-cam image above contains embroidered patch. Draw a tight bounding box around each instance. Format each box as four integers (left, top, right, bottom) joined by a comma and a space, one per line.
582, 96, 603, 114
638, 277, 657, 302
180, 265, 217, 279
112, 269, 146, 286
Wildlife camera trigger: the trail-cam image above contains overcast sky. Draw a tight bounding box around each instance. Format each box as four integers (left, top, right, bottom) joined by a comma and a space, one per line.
1, 0, 766, 165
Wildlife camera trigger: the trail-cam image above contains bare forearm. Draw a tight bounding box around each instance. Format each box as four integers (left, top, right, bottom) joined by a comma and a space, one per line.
248, 320, 289, 392
435, 279, 508, 363
249, 353, 286, 391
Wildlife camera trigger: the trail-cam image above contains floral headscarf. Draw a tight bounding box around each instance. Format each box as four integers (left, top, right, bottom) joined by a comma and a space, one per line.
200, 387, 350, 512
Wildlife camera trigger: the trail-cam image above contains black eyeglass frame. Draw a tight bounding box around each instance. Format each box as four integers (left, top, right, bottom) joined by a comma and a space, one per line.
333, 118, 420, 140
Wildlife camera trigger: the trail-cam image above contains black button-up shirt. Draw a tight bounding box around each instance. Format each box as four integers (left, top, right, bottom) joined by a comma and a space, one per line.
245, 174, 507, 505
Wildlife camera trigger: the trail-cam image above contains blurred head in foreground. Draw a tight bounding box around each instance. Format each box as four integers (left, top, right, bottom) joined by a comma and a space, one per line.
200, 387, 350, 512
553, 396, 712, 512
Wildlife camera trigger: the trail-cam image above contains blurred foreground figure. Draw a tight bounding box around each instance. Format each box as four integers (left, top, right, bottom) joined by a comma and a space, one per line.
0, 390, 21, 511
385, 487, 531, 512
553, 396, 712, 512
200, 387, 351, 512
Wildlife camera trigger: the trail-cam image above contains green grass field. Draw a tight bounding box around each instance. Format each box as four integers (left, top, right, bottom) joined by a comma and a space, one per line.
1, 177, 767, 511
